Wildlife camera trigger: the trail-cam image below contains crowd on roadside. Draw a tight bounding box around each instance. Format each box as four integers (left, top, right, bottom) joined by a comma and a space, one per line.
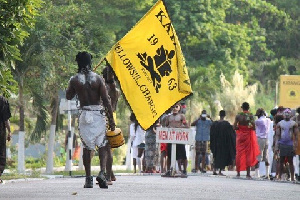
129, 101, 300, 182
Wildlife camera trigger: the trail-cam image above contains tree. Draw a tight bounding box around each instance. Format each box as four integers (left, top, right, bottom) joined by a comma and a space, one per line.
0, 0, 42, 96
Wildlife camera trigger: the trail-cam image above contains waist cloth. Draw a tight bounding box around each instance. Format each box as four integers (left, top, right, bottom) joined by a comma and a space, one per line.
236, 125, 260, 171
79, 105, 107, 150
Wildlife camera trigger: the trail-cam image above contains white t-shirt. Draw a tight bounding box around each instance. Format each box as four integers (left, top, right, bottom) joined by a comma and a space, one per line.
130, 123, 146, 147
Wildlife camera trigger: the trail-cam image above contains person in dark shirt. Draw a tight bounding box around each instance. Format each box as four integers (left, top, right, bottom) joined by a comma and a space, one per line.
0, 95, 12, 184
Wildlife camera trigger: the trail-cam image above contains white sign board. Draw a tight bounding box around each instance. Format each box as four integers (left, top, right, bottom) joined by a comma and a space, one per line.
156, 127, 194, 145
59, 98, 78, 114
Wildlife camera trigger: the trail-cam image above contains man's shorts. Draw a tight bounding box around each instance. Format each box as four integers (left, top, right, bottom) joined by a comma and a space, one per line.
257, 138, 269, 163
79, 105, 107, 150
167, 143, 187, 160
196, 141, 208, 156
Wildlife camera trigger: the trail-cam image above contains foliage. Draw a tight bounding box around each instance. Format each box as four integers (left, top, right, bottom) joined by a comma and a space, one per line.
216, 70, 257, 123
0, 0, 42, 96
1, 0, 299, 164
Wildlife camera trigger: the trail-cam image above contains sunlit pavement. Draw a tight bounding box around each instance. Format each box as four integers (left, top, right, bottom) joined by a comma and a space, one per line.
1, 171, 299, 200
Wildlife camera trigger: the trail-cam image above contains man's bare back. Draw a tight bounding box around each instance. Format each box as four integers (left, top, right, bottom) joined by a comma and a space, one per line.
66, 71, 110, 108
235, 114, 254, 126
233, 103, 255, 130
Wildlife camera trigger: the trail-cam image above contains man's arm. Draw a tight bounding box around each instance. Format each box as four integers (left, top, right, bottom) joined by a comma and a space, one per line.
191, 119, 198, 126
99, 77, 115, 131
250, 115, 255, 130
274, 124, 281, 152
293, 123, 298, 152
233, 115, 239, 130
5, 120, 11, 141
181, 115, 190, 128
66, 77, 76, 100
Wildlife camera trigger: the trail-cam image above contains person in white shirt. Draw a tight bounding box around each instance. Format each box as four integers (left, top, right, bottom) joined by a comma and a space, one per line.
130, 113, 146, 173
254, 108, 271, 178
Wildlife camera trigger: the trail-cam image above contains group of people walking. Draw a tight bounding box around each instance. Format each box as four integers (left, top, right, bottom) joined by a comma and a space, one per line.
129, 100, 300, 182
1, 50, 299, 188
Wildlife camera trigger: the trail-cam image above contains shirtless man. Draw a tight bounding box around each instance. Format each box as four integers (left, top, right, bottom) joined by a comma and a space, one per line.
164, 102, 189, 176
233, 102, 260, 178
66, 51, 115, 188
275, 109, 298, 181
102, 61, 120, 184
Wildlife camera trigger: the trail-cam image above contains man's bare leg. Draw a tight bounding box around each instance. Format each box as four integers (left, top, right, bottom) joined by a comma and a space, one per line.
246, 167, 252, 179
160, 151, 166, 173
133, 158, 136, 173
96, 146, 108, 188
201, 154, 206, 172
177, 159, 182, 172
287, 157, 295, 181
83, 148, 92, 176
105, 145, 113, 184
83, 148, 93, 188
278, 156, 285, 180
195, 154, 199, 172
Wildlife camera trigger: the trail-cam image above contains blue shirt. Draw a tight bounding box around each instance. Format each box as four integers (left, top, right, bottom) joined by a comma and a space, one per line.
193, 119, 212, 141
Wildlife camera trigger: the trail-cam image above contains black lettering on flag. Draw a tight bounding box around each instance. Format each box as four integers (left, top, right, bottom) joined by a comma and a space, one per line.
155, 8, 176, 46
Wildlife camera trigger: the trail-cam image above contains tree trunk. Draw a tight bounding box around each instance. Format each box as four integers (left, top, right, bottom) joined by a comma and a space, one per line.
46, 94, 59, 174
18, 77, 25, 173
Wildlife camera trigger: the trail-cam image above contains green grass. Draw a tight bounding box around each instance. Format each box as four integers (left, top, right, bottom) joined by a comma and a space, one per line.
53, 169, 133, 176
1, 169, 133, 180
1, 170, 42, 180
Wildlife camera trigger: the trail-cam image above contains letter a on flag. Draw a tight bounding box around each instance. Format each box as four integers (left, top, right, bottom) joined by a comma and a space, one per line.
105, 0, 192, 129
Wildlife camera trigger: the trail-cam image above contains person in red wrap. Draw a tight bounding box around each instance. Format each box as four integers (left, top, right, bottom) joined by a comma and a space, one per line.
233, 102, 260, 179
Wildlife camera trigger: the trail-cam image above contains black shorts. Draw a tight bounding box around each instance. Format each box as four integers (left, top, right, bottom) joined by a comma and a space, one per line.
167, 143, 187, 160
195, 141, 207, 156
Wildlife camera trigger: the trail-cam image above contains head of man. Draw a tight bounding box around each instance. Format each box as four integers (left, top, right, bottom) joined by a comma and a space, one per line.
172, 103, 181, 114
283, 108, 292, 120
241, 102, 250, 111
102, 60, 115, 82
255, 108, 266, 118
219, 110, 226, 118
296, 107, 300, 115
130, 112, 137, 122
76, 51, 93, 73
277, 106, 285, 114
200, 110, 207, 120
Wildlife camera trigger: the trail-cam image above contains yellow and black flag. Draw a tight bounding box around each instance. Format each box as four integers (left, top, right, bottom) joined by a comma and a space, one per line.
105, 0, 192, 129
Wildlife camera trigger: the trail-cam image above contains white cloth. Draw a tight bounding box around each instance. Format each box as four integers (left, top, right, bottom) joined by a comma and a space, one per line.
130, 123, 146, 147
132, 146, 138, 159
79, 105, 106, 150
255, 116, 271, 138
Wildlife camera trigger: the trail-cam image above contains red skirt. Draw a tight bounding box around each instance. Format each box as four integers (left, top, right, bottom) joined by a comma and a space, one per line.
236, 126, 260, 171
160, 143, 167, 153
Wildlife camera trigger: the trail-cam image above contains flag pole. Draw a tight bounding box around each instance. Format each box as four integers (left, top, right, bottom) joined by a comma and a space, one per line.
93, 57, 106, 71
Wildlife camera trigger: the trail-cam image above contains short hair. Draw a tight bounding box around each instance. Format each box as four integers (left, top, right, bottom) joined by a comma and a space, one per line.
76, 51, 93, 73
241, 102, 250, 110
219, 110, 226, 117
102, 66, 109, 81
270, 108, 277, 116
256, 108, 265, 116
296, 107, 300, 114
130, 113, 136, 122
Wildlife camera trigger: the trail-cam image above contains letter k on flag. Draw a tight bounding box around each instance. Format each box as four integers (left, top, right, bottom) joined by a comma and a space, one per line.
105, 0, 192, 130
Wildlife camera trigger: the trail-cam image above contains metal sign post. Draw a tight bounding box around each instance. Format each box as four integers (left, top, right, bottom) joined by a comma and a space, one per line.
65, 100, 73, 175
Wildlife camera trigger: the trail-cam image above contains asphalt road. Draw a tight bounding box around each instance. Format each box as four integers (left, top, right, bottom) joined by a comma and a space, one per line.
0, 173, 299, 200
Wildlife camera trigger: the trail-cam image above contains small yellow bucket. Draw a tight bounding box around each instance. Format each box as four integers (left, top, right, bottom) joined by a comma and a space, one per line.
106, 128, 125, 148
